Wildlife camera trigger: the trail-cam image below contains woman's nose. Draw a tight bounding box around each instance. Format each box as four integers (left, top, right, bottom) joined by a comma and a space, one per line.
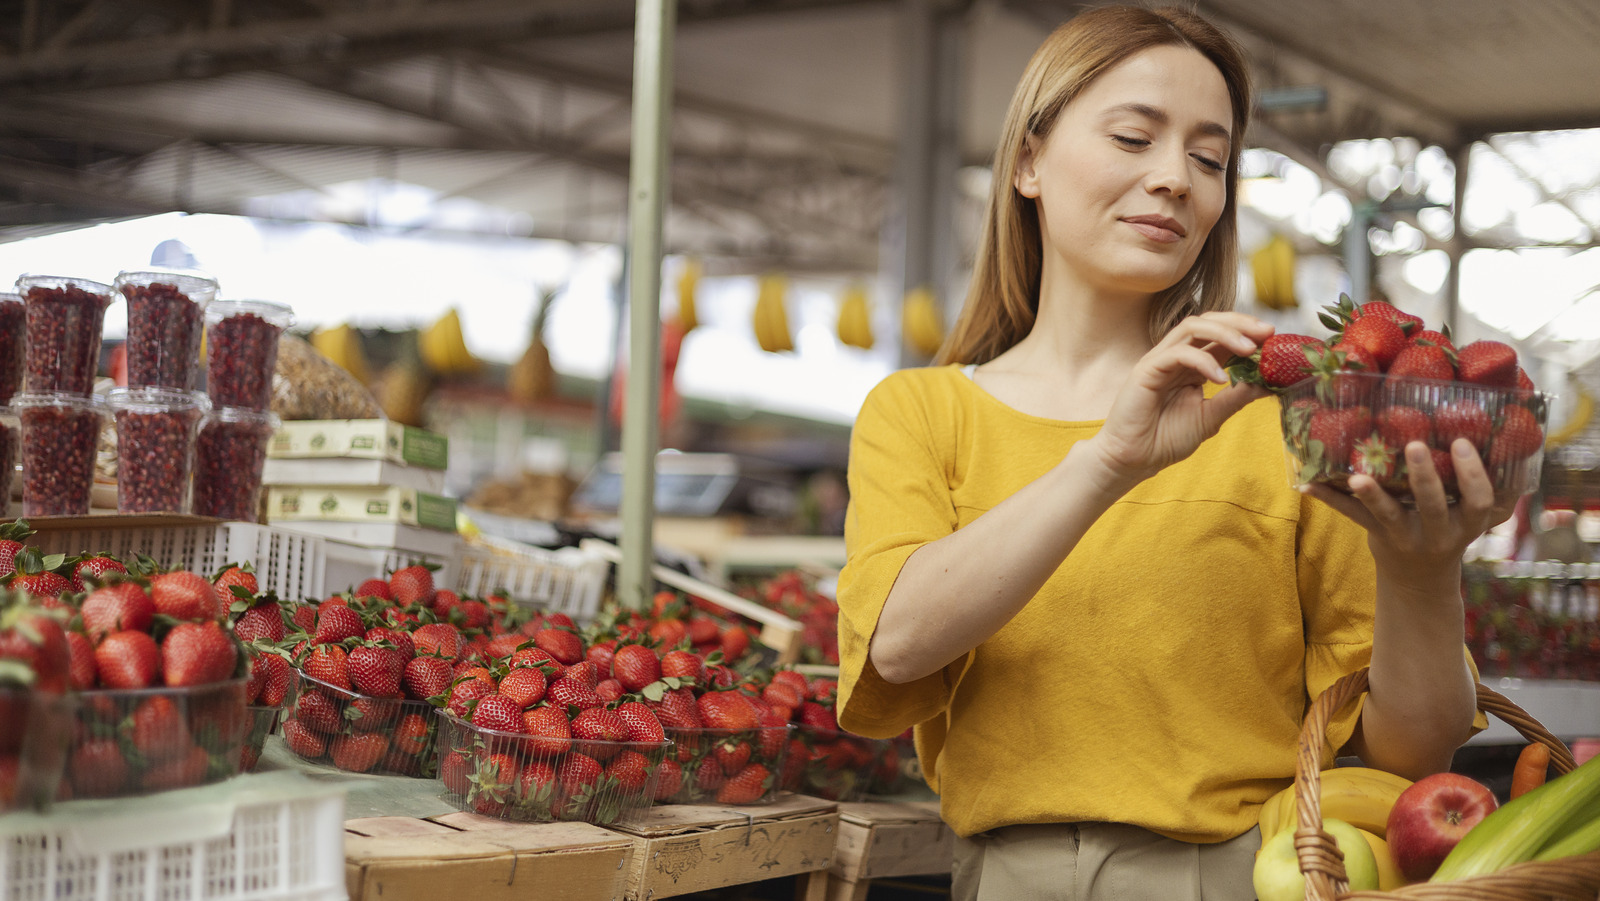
1146, 147, 1191, 199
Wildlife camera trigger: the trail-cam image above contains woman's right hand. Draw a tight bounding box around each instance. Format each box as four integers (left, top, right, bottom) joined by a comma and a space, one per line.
1086, 311, 1275, 490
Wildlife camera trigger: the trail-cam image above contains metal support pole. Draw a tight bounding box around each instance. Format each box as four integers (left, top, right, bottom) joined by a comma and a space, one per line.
617, 0, 675, 611
1444, 141, 1472, 336
1344, 201, 1373, 303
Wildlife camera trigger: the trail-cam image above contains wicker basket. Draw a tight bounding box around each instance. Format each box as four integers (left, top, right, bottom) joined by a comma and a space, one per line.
1294, 667, 1600, 901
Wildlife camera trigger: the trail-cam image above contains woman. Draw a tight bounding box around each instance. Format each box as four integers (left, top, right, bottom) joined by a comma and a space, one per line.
835, 6, 1496, 899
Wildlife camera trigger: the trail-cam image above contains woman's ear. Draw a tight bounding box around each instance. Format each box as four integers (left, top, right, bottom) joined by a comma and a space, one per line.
1014, 134, 1042, 198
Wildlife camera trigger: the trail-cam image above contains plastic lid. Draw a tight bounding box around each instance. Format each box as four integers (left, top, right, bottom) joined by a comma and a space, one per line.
205, 299, 295, 329
0, 292, 20, 304
14, 275, 114, 301
107, 387, 211, 413
202, 405, 282, 429
8, 391, 109, 414
113, 268, 220, 302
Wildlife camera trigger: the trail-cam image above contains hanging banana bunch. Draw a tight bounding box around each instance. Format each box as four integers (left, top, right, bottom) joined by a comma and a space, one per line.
1250, 234, 1298, 310
310, 323, 371, 383
837, 283, 874, 350
508, 287, 558, 404
902, 286, 945, 358
1546, 383, 1594, 449
752, 273, 794, 353
677, 258, 702, 333
419, 307, 481, 376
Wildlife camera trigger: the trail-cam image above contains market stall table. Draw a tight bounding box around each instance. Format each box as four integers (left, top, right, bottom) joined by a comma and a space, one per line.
808, 801, 955, 901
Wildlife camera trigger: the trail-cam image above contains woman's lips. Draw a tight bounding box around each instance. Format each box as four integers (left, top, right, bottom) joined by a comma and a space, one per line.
1124, 216, 1185, 244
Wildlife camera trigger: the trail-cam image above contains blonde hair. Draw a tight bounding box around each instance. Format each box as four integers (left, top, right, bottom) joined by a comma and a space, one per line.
938, 5, 1253, 365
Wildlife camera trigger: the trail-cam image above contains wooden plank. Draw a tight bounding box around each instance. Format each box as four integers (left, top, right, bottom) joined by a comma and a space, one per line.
345, 818, 635, 901
612, 794, 838, 838
830, 801, 954, 882
620, 810, 837, 900
346, 816, 459, 837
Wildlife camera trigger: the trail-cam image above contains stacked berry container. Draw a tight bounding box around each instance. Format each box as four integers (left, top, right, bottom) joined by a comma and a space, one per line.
113, 270, 218, 517
0, 293, 19, 516
194, 299, 292, 523
12, 275, 113, 516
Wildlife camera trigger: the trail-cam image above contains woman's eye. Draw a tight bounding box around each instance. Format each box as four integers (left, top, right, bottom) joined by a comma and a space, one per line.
1111, 135, 1149, 148
1193, 155, 1225, 172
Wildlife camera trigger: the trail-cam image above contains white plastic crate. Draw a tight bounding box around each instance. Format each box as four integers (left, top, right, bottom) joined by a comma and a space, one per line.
0, 772, 346, 901
28, 521, 325, 603
321, 538, 456, 599
453, 537, 608, 622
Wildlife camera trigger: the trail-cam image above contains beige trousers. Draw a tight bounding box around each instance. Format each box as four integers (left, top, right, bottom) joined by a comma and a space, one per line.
951, 822, 1260, 901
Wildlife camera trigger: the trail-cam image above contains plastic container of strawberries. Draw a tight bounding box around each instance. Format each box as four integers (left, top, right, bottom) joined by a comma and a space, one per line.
662, 725, 791, 805
1278, 371, 1550, 505
0, 687, 75, 812
240, 703, 282, 772
436, 711, 671, 824
780, 724, 883, 802
280, 670, 439, 777
63, 678, 250, 799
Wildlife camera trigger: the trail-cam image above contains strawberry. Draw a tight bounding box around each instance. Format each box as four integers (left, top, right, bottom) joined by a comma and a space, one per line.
69, 738, 130, 796
290, 604, 316, 632
142, 744, 208, 791
762, 680, 805, 710
714, 738, 752, 775
330, 733, 389, 773
1428, 448, 1457, 492
1455, 340, 1518, 387
615, 701, 667, 743
798, 701, 838, 732
301, 644, 351, 690
1489, 405, 1543, 465
1386, 344, 1454, 382
595, 679, 625, 704
570, 707, 629, 749
485, 633, 525, 660
605, 750, 653, 793
509, 646, 562, 675
546, 674, 603, 710
648, 618, 689, 649
522, 704, 573, 757
0, 593, 71, 696
518, 759, 559, 805
94, 629, 161, 689
65, 631, 96, 690
233, 600, 286, 645
411, 623, 462, 660
401, 654, 454, 701
72, 554, 127, 591
251, 650, 293, 706
391, 712, 431, 756
0, 522, 34, 579
439, 750, 472, 796
770, 669, 809, 695
347, 696, 395, 733
720, 626, 752, 662
698, 690, 759, 731
456, 599, 491, 631
151, 570, 220, 621
282, 719, 329, 758
693, 757, 728, 793
388, 564, 436, 608
470, 694, 526, 734
564, 660, 600, 688
1340, 315, 1407, 371
1307, 406, 1372, 472
1434, 401, 1493, 452
162, 621, 239, 686
347, 644, 404, 698
364, 625, 414, 661
1375, 406, 1431, 449
131, 695, 192, 761
314, 604, 365, 645
294, 690, 344, 733
716, 763, 771, 805
212, 564, 258, 611
445, 678, 492, 718
353, 578, 392, 601
1352, 301, 1421, 335
533, 627, 584, 665
1516, 367, 1536, 393
556, 752, 604, 796
660, 650, 705, 688
1409, 328, 1457, 355
653, 687, 703, 729
1349, 436, 1401, 486
80, 581, 155, 642
653, 757, 684, 801
611, 643, 661, 692
9, 564, 72, 601
497, 666, 547, 708
1256, 334, 1323, 388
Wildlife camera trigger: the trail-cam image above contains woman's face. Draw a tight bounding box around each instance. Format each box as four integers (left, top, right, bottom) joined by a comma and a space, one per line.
1015, 44, 1234, 299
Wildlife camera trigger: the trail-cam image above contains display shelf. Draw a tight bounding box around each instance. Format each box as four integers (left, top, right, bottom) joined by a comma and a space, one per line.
808, 800, 954, 901
607, 794, 838, 901
1465, 677, 1600, 745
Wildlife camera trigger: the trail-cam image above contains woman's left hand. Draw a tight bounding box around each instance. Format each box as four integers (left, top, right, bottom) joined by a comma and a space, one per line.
1303, 438, 1516, 579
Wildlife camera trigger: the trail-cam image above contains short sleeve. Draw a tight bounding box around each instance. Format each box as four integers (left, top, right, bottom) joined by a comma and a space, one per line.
835, 373, 972, 739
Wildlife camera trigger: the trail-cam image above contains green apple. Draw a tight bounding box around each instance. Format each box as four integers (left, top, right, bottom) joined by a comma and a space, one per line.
1253, 817, 1380, 901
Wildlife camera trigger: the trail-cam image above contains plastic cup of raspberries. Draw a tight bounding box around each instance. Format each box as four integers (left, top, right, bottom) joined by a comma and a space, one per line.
1230, 296, 1551, 505
436, 710, 671, 824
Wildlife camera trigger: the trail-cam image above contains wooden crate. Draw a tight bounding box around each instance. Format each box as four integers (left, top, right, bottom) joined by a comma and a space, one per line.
607, 793, 839, 900
815, 801, 954, 901
345, 813, 636, 901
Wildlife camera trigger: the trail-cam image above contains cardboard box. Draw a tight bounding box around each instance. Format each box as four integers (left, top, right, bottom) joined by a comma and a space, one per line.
608, 794, 838, 900
829, 801, 953, 883
271, 419, 448, 470
263, 457, 447, 493
345, 815, 634, 901
268, 486, 457, 531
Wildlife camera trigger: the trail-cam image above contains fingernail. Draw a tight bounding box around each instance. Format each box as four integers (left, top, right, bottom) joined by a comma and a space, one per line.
1454, 442, 1474, 458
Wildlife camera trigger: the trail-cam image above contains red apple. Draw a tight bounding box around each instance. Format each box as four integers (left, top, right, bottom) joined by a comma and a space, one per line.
1385, 772, 1498, 881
